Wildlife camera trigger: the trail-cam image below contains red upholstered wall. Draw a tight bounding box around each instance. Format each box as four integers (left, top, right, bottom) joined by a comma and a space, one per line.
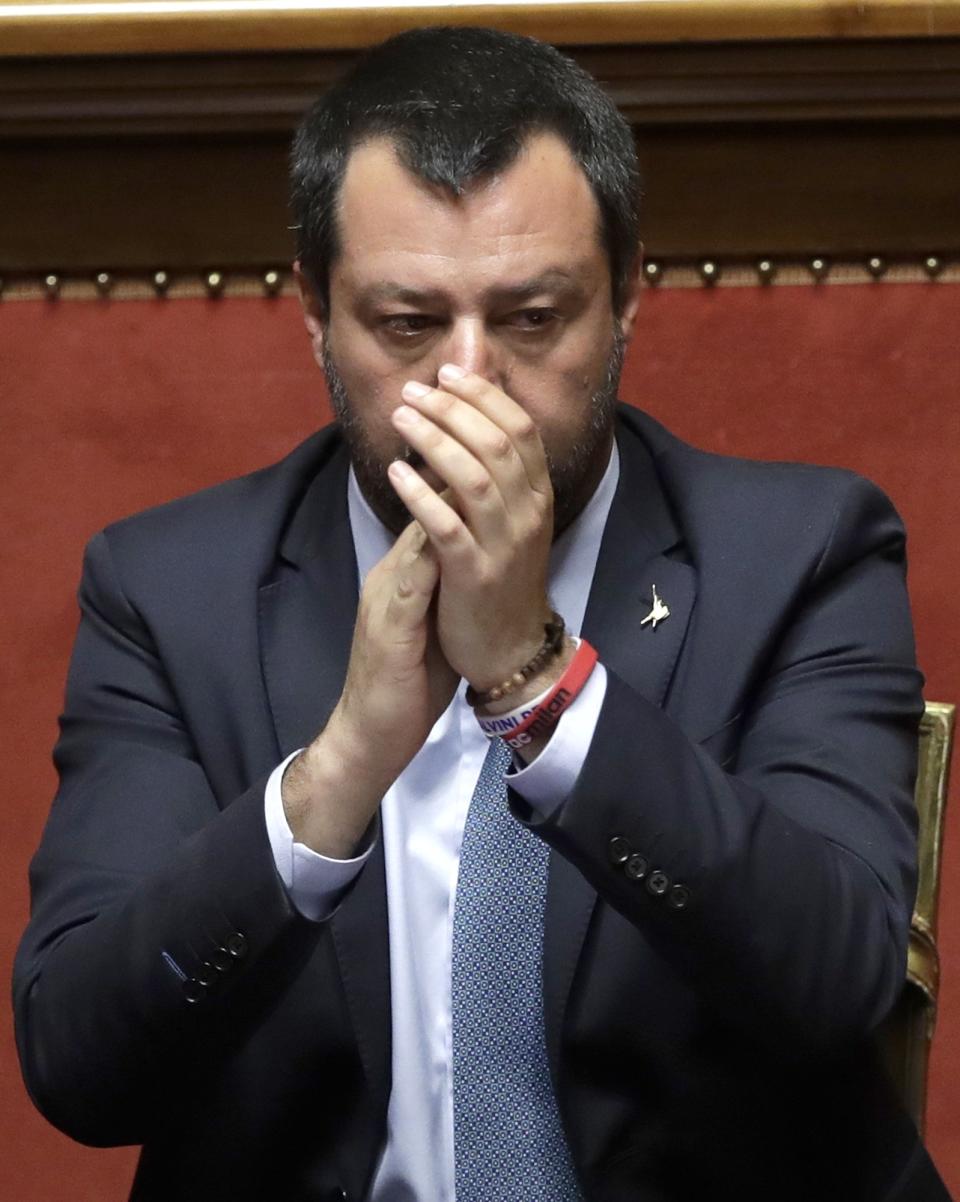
2, 284, 958, 1197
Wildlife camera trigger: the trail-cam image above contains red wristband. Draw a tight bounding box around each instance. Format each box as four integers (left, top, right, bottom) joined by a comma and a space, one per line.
499, 639, 598, 751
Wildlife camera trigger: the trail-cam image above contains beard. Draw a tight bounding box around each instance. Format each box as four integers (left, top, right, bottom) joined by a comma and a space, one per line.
321, 330, 626, 536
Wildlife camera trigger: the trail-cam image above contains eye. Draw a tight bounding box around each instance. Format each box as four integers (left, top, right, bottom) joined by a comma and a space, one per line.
381, 313, 437, 337
508, 308, 558, 331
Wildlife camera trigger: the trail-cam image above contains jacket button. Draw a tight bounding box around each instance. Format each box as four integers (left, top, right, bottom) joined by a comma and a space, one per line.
608, 836, 631, 865
182, 977, 206, 1004
326, 1190, 348, 1201
624, 853, 648, 881
225, 932, 248, 960
668, 884, 691, 910
646, 870, 670, 896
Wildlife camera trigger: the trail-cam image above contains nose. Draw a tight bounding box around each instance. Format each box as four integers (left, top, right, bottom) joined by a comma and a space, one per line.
440, 317, 503, 386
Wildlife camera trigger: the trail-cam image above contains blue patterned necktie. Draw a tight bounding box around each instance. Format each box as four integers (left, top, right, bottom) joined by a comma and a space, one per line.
451, 738, 583, 1200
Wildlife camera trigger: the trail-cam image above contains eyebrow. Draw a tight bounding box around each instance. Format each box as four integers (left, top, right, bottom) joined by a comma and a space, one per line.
358, 267, 590, 308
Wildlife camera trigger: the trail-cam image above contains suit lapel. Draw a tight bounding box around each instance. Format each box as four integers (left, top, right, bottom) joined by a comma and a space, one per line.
258, 448, 358, 758
257, 446, 392, 1110
543, 424, 697, 1075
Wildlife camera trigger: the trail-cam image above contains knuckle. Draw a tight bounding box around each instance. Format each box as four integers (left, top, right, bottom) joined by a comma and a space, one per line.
516, 516, 542, 544
487, 431, 514, 462
532, 488, 553, 516
434, 517, 462, 546
521, 500, 552, 541
512, 414, 538, 443
473, 557, 498, 589
471, 380, 495, 406
465, 471, 493, 500
434, 390, 456, 418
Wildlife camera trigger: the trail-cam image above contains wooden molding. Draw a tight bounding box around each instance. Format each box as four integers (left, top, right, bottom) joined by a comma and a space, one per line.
4, 40, 960, 140
3, 20, 960, 273
3, 0, 960, 60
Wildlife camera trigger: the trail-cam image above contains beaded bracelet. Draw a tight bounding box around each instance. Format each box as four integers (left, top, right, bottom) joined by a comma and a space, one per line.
475, 651, 577, 738
465, 611, 565, 708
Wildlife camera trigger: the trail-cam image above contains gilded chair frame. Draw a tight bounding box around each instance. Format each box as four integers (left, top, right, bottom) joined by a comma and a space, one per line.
879, 700, 955, 1132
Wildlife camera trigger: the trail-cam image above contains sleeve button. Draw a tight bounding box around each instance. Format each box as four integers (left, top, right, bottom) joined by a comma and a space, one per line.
211, 946, 233, 973
225, 932, 248, 960
196, 961, 217, 987
646, 870, 670, 896
182, 978, 206, 1004
668, 884, 691, 910
608, 836, 631, 865
624, 853, 648, 881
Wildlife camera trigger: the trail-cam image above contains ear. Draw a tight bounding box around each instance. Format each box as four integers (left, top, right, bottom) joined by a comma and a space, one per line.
617, 243, 644, 341
294, 260, 327, 366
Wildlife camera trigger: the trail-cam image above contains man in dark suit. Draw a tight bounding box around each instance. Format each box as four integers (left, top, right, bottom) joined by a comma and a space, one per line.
14, 26, 950, 1202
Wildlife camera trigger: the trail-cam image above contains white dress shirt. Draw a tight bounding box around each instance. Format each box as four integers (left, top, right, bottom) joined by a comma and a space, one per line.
264, 445, 619, 1200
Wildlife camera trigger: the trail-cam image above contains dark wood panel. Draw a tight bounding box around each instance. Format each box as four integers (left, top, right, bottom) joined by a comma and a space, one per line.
2, 38, 959, 272
639, 122, 960, 256
3, 41, 960, 139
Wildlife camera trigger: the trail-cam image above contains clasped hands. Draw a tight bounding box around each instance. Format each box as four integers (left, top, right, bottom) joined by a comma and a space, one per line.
282, 364, 572, 857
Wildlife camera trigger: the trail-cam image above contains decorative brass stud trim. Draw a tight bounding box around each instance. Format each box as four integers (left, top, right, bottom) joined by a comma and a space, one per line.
262, 268, 282, 297
0, 260, 957, 301
809, 256, 830, 282
756, 258, 776, 284
698, 259, 720, 286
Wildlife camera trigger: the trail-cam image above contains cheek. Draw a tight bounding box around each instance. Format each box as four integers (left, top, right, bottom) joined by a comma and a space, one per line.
550, 319, 614, 389
328, 326, 406, 433
510, 371, 596, 461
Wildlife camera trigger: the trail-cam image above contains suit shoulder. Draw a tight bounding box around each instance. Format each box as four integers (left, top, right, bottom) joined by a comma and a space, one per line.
622, 405, 900, 529
619, 407, 906, 586
80, 427, 348, 625
98, 428, 337, 560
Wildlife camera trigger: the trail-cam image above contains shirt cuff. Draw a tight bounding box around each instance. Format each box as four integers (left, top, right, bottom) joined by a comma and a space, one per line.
264, 750, 375, 922
506, 663, 607, 819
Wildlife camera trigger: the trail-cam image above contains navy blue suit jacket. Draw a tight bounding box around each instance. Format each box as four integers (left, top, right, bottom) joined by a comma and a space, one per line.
14, 407, 950, 1200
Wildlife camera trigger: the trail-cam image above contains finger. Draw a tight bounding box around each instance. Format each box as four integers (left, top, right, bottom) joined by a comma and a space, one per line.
400, 379, 540, 518
370, 516, 439, 633
391, 403, 507, 548
387, 458, 475, 571
369, 514, 424, 577
434, 364, 552, 495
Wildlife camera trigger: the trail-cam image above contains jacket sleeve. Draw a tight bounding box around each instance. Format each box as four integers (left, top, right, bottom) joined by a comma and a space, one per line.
517, 473, 924, 1052
13, 530, 328, 1147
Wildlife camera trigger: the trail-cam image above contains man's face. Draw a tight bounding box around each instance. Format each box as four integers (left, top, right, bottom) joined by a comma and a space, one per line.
300, 132, 640, 533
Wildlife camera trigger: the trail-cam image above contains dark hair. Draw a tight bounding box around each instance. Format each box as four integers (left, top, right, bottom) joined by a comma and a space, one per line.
290, 26, 641, 312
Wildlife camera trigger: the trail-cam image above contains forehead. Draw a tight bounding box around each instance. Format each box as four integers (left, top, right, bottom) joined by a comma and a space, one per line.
332, 132, 608, 295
